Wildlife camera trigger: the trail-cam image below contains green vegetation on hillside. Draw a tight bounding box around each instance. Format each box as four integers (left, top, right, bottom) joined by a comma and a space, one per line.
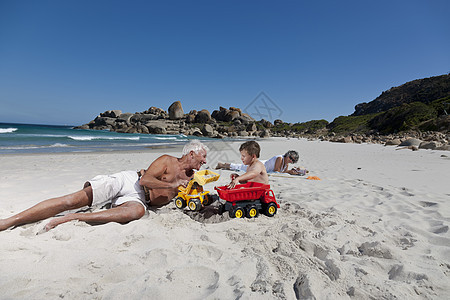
327, 95, 450, 134
353, 74, 450, 116
272, 119, 329, 134
326, 113, 380, 134
369, 102, 436, 134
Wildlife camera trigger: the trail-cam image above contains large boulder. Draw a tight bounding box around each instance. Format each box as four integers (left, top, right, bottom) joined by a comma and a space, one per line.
237, 113, 255, 124
94, 116, 116, 127
131, 114, 158, 124
201, 124, 214, 137
191, 128, 203, 136
100, 110, 122, 118
436, 144, 450, 151
168, 101, 184, 120
246, 123, 257, 132
186, 110, 197, 123
225, 110, 240, 122
419, 141, 440, 150
229, 107, 242, 114
334, 136, 353, 143
259, 119, 273, 128
195, 109, 212, 123
385, 139, 402, 146
260, 129, 271, 138
399, 138, 422, 147
145, 120, 167, 134
211, 107, 229, 122
274, 119, 284, 126
143, 107, 168, 118
117, 113, 134, 125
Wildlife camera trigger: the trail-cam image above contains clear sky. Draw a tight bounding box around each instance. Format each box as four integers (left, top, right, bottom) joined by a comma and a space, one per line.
1, 0, 449, 126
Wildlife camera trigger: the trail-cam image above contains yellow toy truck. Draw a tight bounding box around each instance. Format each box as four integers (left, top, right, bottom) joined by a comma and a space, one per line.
174, 169, 220, 211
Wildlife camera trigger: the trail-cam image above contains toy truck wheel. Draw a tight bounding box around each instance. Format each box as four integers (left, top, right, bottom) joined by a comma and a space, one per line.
230, 207, 245, 218
203, 193, 211, 206
218, 203, 225, 215
246, 205, 259, 218
203, 193, 218, 206
174, 197, 186, 209
264, 203, 277, 217
188, 198, 202, 211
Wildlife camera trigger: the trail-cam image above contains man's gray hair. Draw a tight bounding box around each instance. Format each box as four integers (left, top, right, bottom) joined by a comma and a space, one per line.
182, 140, 209, 156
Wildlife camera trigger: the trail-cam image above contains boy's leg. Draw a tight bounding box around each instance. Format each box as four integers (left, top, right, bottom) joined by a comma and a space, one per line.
44, 201, 145, 231
0, 187, 93, 231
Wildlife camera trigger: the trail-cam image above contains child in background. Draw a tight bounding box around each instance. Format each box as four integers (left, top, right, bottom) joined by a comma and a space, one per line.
227, 141, 269, 189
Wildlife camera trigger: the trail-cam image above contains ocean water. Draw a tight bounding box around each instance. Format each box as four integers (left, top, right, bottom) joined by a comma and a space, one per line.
0, 122, 198, 154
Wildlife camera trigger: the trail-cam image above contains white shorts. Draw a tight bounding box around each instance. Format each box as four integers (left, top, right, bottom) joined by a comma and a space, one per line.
85, 170, 147, 209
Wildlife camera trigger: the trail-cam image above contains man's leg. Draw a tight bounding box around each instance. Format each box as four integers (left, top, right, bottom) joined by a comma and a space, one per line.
0, 187, 93, 231
44, 201, 145, 231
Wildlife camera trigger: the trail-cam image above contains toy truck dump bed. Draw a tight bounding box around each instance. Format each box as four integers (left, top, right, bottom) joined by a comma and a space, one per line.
215, 182, 280, 218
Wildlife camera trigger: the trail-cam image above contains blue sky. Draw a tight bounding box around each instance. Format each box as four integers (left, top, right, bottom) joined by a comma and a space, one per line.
1, 0, 449, 126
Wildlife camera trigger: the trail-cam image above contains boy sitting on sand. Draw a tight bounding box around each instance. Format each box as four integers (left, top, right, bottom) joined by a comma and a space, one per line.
227, 141, 269, 189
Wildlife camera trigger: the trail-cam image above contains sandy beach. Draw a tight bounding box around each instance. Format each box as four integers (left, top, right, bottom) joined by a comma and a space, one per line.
0, 138, 449, 299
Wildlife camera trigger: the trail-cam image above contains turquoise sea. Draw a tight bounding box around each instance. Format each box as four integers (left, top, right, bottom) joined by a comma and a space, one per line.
0, 122, 200, 154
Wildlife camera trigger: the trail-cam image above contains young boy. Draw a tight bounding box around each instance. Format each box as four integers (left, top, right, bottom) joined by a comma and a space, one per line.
227, 141, 269, 189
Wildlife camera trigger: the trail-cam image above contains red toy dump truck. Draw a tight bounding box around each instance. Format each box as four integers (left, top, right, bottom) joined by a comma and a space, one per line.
215, 182, 280, 218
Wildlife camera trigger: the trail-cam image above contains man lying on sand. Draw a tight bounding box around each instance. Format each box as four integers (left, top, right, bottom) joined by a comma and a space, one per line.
0, 140, 208, 232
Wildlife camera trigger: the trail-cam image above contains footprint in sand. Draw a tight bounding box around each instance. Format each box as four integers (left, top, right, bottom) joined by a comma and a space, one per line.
52, 231, 71, 241
419, 201, 438, 207
357, 241, 393, 259
191, 244, 224, 261
388, 264, 428, 281
165, 266, 219, 296
122, 234, 144, 247
431, 225, 449, 234
398, 236, 416, 250
293, 274, 316, 299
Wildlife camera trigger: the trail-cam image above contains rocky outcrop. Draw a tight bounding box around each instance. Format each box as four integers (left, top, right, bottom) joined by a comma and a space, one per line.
76, 101, 264, 139
75, 96, 450, 151
353, 74, 450, 116
316, 131, 449, 151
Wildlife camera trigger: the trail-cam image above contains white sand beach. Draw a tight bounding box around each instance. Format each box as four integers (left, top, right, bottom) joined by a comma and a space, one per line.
0, 138, 449, 299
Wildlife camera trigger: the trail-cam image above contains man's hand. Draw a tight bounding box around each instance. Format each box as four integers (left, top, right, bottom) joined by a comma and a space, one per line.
175, 178, 189, 188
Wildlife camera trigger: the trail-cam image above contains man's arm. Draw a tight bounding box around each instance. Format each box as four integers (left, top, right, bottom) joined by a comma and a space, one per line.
139, 155, 187, 190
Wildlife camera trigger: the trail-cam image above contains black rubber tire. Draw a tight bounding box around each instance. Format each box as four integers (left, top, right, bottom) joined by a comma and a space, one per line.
265, 202, 277, 217
188, 198, 202, 211
230, 207, 245, 218
246, 205, 259, 218
174, 197, 186, 209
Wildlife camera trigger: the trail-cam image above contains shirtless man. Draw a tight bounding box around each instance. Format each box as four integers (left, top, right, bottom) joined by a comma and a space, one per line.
0, 140, 208, 231
227, 141, 269, 189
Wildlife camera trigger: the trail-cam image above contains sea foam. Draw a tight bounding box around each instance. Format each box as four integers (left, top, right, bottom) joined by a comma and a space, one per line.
68, 136, 140, 141
0, 128, 18, 134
